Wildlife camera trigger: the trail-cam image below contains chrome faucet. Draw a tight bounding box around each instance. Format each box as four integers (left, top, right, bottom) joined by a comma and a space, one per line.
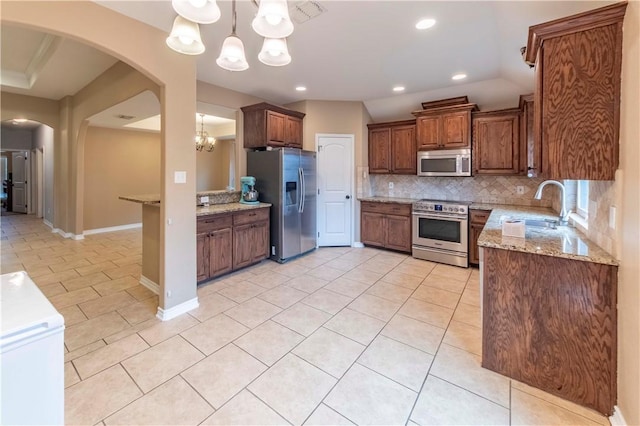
534, 180, 570, 225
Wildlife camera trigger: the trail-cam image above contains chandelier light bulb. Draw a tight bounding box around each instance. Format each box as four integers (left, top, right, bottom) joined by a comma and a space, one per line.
259, 38, 291, 66
252, 0, 294, 38
265, 14, 282, 26
217, 34, 249, 71
172, 0, 221, 24
166, 15, 205, 55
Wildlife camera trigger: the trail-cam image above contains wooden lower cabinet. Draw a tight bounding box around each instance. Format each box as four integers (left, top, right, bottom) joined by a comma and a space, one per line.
196, 232, 209, 282
469, 209, 491, 265
197, 207, 269, 282
386, 215, 411, 252
209, 228, 233, 277
233, 221, 269, 269
482, 247, 617, 415
360, 201, 411, 253
361, 212, 385, 247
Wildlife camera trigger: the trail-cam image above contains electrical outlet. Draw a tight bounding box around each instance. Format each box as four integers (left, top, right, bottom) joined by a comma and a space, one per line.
388, 182, 394, 189
516, 186, 525, 195
609, 206, 616, 229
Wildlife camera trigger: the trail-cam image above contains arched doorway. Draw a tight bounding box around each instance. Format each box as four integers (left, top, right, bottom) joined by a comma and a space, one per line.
1, 1, 198, 316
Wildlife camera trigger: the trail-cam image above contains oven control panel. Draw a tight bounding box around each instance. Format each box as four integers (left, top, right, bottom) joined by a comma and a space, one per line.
413, 200, 468, 215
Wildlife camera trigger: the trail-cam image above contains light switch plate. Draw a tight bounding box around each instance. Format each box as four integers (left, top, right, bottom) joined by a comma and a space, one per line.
174, 171, 186, 184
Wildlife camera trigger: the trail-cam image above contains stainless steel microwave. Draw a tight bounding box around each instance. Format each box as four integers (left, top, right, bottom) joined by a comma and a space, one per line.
417, 148, 471, 177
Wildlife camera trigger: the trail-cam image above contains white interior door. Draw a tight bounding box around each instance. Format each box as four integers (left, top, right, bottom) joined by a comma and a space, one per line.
11, 151, 28, 213
317, 135, 353, 246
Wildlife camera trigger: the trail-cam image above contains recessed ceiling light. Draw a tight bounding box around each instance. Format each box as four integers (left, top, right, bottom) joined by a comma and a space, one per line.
452, 73, 467, 81
416, 18, 436, 30
393, 86, 405, 92
295, 86, 306, 92
13, 118, 28, 123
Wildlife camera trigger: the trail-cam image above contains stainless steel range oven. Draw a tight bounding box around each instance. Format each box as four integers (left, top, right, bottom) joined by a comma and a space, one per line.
412, 199, 469, 268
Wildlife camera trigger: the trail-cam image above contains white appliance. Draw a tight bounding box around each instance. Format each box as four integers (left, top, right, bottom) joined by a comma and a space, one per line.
412, 199, 469, 268
417, 148, 472, 177
1, 271, 65, 425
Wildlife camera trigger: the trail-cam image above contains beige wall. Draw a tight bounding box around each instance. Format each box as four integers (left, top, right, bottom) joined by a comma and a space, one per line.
2, 1, 198, 312
83, 126, 161, 231
616, 0, 640, 423
196, 81, 265, 187
286, 100, 371, 242
196, 140, 234, 191
72, 63, 160, 235
196, 121, 236, 191
34, 124, 55, 224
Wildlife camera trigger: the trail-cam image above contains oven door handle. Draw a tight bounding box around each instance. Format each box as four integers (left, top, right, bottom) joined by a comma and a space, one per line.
412, 212, 468, 222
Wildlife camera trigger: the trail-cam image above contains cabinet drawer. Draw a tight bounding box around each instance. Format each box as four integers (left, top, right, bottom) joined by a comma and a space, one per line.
361, 201, 411, 217
233, 208, 269, 226
197, 214, 232, 233
470, 209, 491, 225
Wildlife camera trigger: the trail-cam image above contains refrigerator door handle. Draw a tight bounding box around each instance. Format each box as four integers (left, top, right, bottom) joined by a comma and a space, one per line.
298, 167, 305, 213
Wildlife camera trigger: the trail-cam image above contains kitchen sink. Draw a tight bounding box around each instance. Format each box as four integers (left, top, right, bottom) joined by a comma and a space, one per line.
523, 218, 559, 229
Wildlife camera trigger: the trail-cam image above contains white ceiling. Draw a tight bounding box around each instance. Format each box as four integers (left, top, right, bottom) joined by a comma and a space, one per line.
1, 1, 615, 123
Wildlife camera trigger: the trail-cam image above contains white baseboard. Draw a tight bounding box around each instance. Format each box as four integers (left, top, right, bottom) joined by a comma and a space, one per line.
49, 227, 83, 240
156, 297, 199, 322
84, 223, 142, 236
352, 242, 365, 248
139, 275, 159, 295
610, 406, 627, 426
43, 219, 53, 229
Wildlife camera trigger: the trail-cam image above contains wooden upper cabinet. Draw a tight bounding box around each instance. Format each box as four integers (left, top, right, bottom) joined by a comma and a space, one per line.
241, 102, 305, 149
391, 125, 416, 174
525, 2, 626, 180
472, 109, 522, 175
266, 111, 285, 146
368, 128, 391, 174
413, 102, 477, 151
415, 116, 440, 150
368, 120, 416, 175
441, 111, 470, 148
519, 94, 538, 177
285, 116, 303, 148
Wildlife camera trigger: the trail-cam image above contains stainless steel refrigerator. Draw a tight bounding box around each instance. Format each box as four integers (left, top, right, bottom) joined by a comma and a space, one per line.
247, 148, 317, 262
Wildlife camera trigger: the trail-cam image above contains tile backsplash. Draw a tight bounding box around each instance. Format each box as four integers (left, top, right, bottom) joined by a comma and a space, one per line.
362, 173, 555, 207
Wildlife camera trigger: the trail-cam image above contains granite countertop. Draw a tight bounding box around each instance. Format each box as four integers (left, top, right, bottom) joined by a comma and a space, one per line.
196, 202, 271, 216
119, 194, 160, 204
477, 206, 618, 266
358, 196, 419, 204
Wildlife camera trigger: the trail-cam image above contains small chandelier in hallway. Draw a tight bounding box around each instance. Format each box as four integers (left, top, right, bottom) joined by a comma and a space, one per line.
195, 114, 216, 152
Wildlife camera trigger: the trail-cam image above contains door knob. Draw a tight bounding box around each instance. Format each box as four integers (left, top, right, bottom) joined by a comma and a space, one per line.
345, 195, 351, 199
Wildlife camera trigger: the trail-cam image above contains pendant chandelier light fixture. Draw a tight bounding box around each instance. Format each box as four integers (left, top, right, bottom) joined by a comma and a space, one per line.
195, 114, 216, 152
167, 0, 294, 71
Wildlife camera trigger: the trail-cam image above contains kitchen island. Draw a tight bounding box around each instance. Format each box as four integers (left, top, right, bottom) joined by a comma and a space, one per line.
477, 207, 618, 415
120, 192, 271, 292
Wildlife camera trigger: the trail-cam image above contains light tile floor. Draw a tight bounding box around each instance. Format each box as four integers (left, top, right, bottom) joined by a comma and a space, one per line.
1, 214, 611, 426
